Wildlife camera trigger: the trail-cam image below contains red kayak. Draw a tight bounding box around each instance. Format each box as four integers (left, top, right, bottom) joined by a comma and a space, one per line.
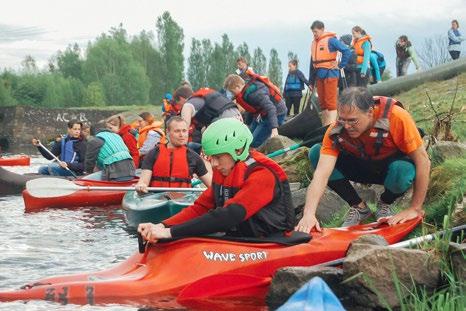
23, 178, 138, 212
0, 218, 421, 307
0, 155, 30, 166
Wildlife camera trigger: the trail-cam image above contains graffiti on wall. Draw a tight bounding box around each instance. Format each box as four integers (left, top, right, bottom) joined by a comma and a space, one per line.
56, 112, 88, 122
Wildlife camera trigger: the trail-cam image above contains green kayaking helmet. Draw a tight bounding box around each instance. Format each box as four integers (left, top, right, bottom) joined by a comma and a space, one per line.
202, 118, 253, 161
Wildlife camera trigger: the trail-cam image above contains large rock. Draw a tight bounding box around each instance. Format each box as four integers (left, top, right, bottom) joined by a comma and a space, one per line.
451, 195, 466, 227
346, 234, 389, 256
431, 141, 466, 164
449, 242, 466, 285
258, 135, 298, 161
266, 266, 343, 310
291, 188, 306, 210
278, 148, 311, 183
343, 245, 441, 309
315, 187, 378, 225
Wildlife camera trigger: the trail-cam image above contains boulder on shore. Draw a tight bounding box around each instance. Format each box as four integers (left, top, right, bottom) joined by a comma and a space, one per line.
343, 244, 440, 309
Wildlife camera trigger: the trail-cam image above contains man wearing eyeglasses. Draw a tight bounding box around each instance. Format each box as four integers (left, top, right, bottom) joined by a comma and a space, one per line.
296, 87, 430, 232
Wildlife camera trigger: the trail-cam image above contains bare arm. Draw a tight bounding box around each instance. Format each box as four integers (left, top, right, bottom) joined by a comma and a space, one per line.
134, 169, 152, 193
388, 146, 430, 225
181, 104, 194, 128
295, 154, 337, 232
199, 171, 212, 188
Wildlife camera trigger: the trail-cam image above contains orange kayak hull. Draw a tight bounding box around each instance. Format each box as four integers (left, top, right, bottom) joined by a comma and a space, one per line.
0, 155, 30, 166
22, 179, 137, 212
0, 218, 421, 307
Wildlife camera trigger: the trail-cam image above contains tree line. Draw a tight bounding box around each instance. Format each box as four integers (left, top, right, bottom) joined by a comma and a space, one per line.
0, 11, 286, 108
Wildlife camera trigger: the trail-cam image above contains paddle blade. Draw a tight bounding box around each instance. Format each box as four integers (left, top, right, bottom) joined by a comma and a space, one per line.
25, 178, 81, 198
177, 273, 271, 303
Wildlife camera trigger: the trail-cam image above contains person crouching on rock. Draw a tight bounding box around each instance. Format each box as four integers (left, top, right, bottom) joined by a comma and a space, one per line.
83, 127, 136, 181
134, 116, 212, 193
138, 118, 295, 241
296, 87, 430, 232
33, 119, 86, 177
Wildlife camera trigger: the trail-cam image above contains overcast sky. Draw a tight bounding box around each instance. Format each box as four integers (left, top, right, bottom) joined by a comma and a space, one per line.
1, 0, 465, 77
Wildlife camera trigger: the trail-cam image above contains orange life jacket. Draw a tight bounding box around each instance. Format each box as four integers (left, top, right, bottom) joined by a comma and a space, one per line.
162, 99, 182, 117
137, 123, 166, 149
311, 32, 338, 69
211, 150, 295, 236
329, 96, 404, 160
352, 35, 372, 65
236, 72, 283, 115
150, 144, 192, 188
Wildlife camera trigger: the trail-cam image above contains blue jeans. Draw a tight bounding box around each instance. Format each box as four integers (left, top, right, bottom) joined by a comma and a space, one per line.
38, 163, 76, 177
250, 114, 286, 148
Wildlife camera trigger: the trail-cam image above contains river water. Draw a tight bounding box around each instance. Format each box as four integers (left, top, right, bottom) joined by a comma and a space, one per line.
0, 158, 266, 310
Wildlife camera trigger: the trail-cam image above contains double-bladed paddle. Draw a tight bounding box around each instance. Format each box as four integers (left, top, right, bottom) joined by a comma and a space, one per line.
25, 177, 205, 198
37, 141, 78, 178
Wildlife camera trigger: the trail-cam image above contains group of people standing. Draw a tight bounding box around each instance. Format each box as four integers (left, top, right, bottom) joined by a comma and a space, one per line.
32, 18, 453, 242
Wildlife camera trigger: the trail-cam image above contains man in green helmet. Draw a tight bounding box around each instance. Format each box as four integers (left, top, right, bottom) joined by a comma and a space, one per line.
138, 118, 295, 241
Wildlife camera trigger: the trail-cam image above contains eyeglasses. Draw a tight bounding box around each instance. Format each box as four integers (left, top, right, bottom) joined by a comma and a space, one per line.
337, 118, 359, 126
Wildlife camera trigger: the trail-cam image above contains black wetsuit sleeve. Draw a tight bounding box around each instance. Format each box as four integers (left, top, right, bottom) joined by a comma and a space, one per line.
170, 203, 247, 238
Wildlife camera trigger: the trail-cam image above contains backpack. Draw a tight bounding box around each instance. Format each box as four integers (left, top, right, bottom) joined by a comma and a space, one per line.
371, 50, 386, 74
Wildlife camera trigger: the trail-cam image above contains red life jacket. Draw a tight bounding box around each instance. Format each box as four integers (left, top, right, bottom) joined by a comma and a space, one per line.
236, 72, 283, 115
329, 96, 404, 160
189, 88, 237, 127
311, 32, 338, 69
352, 35, 372, 65
150, 144, 192, 188
211, 150, 295, 237
162, 99, 182, 117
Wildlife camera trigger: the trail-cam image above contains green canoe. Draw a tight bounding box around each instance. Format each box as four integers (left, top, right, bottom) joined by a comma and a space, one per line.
122, 190, 201, 228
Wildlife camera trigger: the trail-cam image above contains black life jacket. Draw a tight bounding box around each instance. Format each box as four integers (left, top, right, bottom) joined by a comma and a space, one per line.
211, 151, 295, 238
189, 88, 237, 128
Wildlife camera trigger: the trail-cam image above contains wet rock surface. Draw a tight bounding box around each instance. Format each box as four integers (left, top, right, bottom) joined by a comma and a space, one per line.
267, 235, 441, 310
449, 242, 466, 285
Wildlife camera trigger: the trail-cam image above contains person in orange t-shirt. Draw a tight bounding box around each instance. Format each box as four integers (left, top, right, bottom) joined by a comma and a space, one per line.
296, 87, 430, 232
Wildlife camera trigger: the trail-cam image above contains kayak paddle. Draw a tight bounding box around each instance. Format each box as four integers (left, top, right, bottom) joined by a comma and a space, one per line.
38, 141, 78, 178
315, 223, 466, 268
25, 178, 205, 198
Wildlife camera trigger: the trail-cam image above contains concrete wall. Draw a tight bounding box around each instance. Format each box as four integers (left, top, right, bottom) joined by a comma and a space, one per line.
0, 106, 125, 153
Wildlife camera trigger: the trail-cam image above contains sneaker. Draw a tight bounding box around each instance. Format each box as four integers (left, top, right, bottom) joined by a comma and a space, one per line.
375, 199, 394, 222
341, 204, 373, 227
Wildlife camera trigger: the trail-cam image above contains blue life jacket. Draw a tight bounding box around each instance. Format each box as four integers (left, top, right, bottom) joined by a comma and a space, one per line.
449, 29, 461, 45
284, 72, 304, 92
60, 136, 79, 163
